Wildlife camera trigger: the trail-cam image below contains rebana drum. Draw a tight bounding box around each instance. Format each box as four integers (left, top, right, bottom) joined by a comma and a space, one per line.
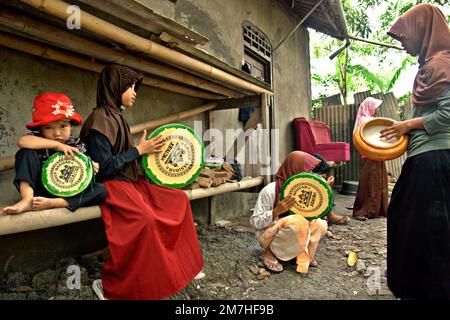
353, 117, 408, 161
41, 152, 94, 197
280, 172, 334, 220
141, 123, 204, 188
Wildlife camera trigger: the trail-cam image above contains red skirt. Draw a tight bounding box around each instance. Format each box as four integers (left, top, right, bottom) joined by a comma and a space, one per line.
99, 177, 204, 300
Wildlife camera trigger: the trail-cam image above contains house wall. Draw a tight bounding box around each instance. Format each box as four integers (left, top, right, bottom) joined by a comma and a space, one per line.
140, 0, 312, 222
143, 0, 312, 172
1, 0, 311, 215
0, 47, 209, 221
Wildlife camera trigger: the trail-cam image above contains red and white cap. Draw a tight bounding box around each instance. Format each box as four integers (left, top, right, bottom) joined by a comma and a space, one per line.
26, 93, 83, 129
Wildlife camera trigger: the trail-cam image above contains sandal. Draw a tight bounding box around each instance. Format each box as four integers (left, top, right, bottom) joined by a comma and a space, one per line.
353, 216, 368, 221
327, 212, 350, 225
309, 259, 318, 267
262, 257, 283, 273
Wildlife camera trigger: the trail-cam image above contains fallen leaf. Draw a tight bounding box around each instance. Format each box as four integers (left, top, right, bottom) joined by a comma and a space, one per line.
347, 251, 358, 267
9, 286, 33, 293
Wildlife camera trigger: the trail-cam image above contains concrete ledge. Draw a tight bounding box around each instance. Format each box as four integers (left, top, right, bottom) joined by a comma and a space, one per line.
0, 177, 264, 236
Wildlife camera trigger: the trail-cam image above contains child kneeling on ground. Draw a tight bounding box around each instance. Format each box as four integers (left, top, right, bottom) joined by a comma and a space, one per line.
250, 151, 347, 274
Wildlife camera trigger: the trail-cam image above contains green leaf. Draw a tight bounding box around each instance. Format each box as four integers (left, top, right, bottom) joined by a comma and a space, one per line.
348, 64, 385, 92
386, 56, 416, 91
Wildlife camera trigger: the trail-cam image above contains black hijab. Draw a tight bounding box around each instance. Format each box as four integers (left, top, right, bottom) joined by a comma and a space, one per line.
80, 64, 143, 181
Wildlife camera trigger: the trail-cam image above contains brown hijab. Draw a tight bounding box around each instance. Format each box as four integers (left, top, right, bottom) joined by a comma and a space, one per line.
387, 3, 450, 106
273, 151, 321, 208
80, 64, 144, 181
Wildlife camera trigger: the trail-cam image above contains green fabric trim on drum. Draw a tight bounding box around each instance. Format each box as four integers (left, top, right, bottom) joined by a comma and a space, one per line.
280, 172, 334, 220
141, 123, 205, 189
41, 152, 93, 197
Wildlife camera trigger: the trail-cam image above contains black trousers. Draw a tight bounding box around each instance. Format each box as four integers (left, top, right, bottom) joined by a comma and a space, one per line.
387, 149, 450, 300
14, 149, 107, 211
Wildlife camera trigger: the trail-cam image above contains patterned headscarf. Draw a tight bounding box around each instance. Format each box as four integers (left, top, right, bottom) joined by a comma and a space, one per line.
273, 151, 323, 208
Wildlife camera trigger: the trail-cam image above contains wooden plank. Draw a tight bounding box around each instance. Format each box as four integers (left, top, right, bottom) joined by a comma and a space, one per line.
243, 108, 262, 131
261, 93, 271, 185
204, 109, 215, 151
223, 99, 262, 177
215, 95, 261, 111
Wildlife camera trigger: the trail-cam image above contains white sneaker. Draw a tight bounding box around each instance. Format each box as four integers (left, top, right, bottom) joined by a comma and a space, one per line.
92, 279, 106, 300
194, 271, 205, 280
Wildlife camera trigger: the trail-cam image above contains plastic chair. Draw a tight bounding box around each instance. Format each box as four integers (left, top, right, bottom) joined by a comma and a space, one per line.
292, 117, 350, 161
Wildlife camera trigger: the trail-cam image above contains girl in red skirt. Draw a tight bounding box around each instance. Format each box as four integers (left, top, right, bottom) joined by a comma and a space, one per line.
80, 64, 204, 300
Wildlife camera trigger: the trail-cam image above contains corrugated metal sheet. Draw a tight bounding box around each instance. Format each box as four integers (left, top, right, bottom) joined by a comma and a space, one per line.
313, 103, 358, 185
323, 93, 342, 106
313, 91, 408, 185
285, 0, 348, 40
402, 100, 413, 120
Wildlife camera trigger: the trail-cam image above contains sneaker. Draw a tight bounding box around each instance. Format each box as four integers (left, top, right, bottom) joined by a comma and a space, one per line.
194, 271, 206, 280
92, 279, 106, 300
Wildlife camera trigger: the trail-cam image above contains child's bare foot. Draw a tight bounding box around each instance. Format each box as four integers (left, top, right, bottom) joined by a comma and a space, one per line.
32, 197, 68, 211
2, 198, 33, 215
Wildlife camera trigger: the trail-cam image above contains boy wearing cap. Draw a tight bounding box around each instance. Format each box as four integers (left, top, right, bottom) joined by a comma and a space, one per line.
2, 93, 106, 215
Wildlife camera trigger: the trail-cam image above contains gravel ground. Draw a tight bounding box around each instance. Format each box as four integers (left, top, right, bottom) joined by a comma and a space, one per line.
0, 193, 395, 300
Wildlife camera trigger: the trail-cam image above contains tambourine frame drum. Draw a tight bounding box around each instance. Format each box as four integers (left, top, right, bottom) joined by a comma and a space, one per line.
41, 152, 93, 197
360, 117, 404, 150
353, 117, 408, 161
280, 172, 334, 220
141, 123, 205, 189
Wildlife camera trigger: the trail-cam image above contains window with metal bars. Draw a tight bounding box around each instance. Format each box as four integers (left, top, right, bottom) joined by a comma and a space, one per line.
242, 22, 272, 84
243, 22, 272, 60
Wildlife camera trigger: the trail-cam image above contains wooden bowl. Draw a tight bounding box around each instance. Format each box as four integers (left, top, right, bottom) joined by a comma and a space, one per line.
353, 117, 408, 161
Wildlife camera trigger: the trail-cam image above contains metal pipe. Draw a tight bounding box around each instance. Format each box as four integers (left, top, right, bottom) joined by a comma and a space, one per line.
329, 38, 350, 60
273, 0, 324, 52
347, 34, 404, 50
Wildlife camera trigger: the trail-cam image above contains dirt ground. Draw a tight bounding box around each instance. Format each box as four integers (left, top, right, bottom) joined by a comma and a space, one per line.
0, 192, 395, 300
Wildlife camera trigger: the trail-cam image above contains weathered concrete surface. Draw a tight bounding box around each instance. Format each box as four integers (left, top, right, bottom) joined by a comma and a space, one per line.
0, 47, 205, 159
210, 191, 259, 224
142, 0, 312, 164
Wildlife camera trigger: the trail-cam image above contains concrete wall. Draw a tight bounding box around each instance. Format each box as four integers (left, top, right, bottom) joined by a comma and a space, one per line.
142, 0, 312, 170
0, 47, 207, 156
0, 47, 210, 217
0, 0, 313, 270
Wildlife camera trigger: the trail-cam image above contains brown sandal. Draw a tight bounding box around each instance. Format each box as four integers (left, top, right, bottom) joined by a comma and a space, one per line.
326, 212, 350, 225
262, 257, 284, 273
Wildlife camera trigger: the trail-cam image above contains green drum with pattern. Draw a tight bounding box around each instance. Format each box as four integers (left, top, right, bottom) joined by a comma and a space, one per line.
141, 123, 204, 188
41, 152, 93, 197
280, 172, 334, 220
